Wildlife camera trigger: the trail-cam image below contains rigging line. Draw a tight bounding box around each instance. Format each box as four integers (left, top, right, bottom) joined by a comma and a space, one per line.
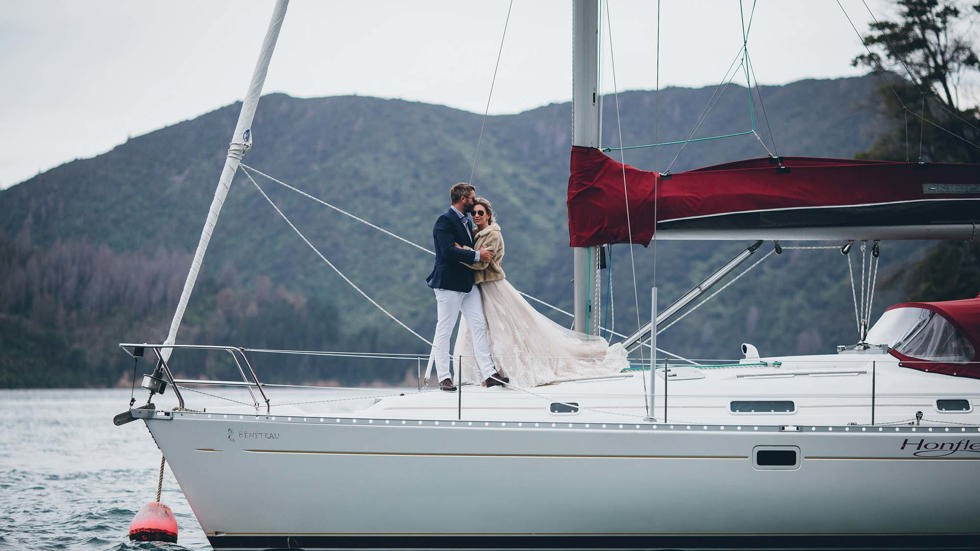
745, 51, 778, 157
737, 0, 757, 132
859, 241, 867, 339
650, 0, 661, 364
241, 168, 433, 347
603, 37, 751, 154
782, 245, 840, 250
240, 164, 584, 330
604, 131, 756, 151
749, 131, 775, 159
600, 42, 752, 155
240, 164, 430, 255
842, 0, 918, 111
905, 110, 910, 162
664, 49, 749, 173
865, 243, 880, 340
919, 95, 926, 162
914, 109, 980, 148
653, 0, 661, 170
178, 385, 255, 407
657, 249, 775, 336
468, 0, 514, 187
843, 0, 980, 143
607, 246, 614, 334
846, 247, 862, 339
742, 0, 759, 39
603, 0, 644, 350
593, 247, 602, 336
655, 250, 774, 338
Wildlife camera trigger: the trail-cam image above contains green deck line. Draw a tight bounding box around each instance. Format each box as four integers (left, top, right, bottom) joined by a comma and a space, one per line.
623, 361, 778, 371
601, 130, 756, 152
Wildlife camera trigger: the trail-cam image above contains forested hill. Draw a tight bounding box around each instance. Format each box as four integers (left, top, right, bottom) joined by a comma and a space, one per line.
0, 75, 933, 388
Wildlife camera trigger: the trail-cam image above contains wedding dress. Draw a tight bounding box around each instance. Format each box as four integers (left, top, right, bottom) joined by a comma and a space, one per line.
453, 278, 628, 387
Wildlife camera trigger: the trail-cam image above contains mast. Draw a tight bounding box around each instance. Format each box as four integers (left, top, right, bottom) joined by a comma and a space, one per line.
572, 0, 602, 335
160, 0, 289, 362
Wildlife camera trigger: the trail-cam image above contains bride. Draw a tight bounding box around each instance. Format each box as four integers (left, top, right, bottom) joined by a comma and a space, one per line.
453, 197, 627, 387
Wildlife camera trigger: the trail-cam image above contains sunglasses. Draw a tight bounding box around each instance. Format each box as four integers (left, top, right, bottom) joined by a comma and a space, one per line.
472, 210, 487, 216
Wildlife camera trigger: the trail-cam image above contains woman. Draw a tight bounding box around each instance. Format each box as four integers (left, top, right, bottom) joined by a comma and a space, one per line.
453, 197, 627, 388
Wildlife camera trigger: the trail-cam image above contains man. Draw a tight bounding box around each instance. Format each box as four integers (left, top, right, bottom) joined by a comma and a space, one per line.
426, 182, 509, 391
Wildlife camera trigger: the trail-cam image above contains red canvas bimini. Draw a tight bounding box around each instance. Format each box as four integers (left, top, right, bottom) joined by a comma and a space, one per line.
866, 295, 980, 379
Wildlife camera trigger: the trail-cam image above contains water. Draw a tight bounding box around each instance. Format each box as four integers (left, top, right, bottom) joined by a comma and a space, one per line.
0, 389, 210, 550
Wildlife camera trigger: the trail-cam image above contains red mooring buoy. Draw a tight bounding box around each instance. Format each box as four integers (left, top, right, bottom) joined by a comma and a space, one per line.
128, 502, 178, 543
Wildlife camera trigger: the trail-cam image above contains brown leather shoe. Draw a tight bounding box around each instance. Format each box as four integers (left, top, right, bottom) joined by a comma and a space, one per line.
439, 378, 457, 392
484, 373, 508, 388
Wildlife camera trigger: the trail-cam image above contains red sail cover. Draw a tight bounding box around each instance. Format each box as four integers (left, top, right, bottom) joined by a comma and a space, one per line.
567, 146, 980, 246
884, 296, 980, 379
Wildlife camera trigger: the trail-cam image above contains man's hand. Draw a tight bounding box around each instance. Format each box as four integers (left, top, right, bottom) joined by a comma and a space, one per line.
478, 247, 494, 263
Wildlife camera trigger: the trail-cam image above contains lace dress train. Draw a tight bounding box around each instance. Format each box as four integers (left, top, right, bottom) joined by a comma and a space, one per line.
454, 279, 628, 387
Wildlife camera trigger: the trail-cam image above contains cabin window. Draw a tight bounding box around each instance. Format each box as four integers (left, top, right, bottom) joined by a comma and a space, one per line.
730, 400, 796, 414
550, 402, 579, 414
936, 399, 972, 412
753, 446, 800, 469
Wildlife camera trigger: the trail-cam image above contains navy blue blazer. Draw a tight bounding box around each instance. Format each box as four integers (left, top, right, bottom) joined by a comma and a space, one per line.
426, 209, 477, 292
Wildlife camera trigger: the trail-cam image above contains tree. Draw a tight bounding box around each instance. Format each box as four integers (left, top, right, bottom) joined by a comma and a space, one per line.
904, 241, 980, 300
853, 0, 980, 162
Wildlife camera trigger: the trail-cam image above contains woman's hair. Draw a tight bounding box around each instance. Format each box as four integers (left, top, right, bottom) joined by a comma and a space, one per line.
474, 196, 494, 224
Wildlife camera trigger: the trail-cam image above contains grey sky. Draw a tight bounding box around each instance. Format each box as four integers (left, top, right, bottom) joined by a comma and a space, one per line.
1, 0, 893, 189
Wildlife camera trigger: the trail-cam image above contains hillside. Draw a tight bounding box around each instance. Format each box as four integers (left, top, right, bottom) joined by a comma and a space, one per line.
0, 75, 935, 388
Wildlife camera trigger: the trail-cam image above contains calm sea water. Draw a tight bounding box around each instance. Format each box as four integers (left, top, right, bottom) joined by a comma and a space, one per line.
0, 388, 209, 550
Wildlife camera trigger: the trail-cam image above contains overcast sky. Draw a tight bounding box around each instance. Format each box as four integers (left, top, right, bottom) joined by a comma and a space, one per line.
1, 0, 902, 189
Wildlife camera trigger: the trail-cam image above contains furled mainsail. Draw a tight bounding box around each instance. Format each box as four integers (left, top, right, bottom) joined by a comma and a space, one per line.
568, 146, 980, 245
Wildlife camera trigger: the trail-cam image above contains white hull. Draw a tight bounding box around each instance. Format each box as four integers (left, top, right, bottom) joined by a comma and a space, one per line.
138, 364, 980, 550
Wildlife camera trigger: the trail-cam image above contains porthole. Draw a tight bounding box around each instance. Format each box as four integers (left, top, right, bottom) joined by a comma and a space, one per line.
730, 400, 796, 414
936, 399, 972, 413
753, 446, 801, 470
550, 402, 579, 414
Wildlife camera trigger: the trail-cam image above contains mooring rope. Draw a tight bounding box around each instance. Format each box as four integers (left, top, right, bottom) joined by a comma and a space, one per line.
155, 455, 165, 503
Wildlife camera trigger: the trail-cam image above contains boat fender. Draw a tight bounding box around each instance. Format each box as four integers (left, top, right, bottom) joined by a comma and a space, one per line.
741, 343, 760, 360
128, 502, 178, 543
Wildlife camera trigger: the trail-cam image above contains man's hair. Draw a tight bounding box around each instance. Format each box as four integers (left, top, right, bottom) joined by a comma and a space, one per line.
450, 182, 476, 204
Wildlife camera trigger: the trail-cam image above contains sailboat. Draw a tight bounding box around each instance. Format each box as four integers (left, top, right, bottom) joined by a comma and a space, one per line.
116, 1, 980, 549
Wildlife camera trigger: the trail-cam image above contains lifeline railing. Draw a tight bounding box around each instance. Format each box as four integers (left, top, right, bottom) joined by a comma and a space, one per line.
119, 342, 433, 414
119, 342, 980, 427
120, 343, 268, 412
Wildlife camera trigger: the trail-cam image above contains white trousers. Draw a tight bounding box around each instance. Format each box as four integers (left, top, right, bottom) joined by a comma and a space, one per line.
430, 287, 496, 382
